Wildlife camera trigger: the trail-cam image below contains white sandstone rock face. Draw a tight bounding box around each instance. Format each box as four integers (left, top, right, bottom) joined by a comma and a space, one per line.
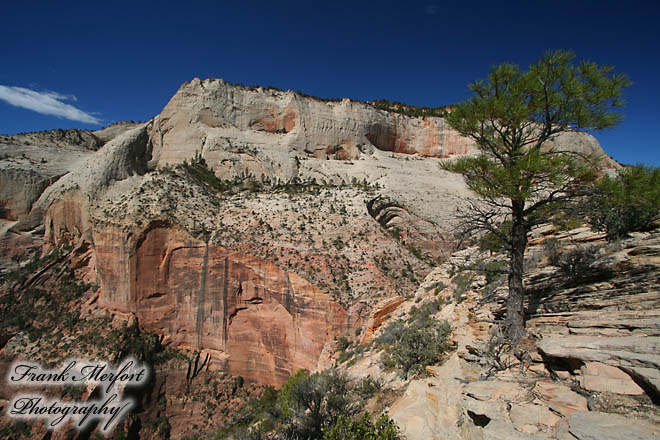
150, 78, 475, 174
580, 362, 645, 395
137, 78, 618, 259
537, 336, 660, 396
569, 411, 660, 440
389, 355, 468, 440
149, 78, 617, 181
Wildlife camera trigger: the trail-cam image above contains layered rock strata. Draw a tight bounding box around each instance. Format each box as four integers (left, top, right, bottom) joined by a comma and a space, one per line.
0, 79, 620, 388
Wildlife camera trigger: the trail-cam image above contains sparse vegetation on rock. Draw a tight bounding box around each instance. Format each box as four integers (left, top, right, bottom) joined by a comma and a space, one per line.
375, 298, 451, 379
584, 164, 660, 240
214, 369, 397, 440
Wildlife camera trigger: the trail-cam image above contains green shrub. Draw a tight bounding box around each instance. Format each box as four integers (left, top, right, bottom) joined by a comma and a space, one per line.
407, 298, 445, 326
544, 237, 605, 282
586, 164, 660, 240
553, 245, 602, 281
215, 369, 395, 439
426, 280, 447, 295
354, 377, 383, 401
0, 421, 31, 438
451, 272, 473, 303
279, 369, 354, 439
335, 336, 354, 363
375, 300, 451, 379
323, 413, 400, 440
381, 321, 451, 379
477, 221, 511, 254
543, 237, 561, 266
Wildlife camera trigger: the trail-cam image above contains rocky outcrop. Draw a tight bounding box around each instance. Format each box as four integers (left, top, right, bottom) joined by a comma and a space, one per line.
523, 229, 660, 400
579, 361, 645, 395
0, 129, 101, 224
149, 78, 616, 180
537, 336, 660, 397
93, 222, 348, 385
568, 411, 659, 440
28, 121, 435, 386
150, 78, 475, 172
93, 121, 142, 143
359, 296, 405, 344
0, 168, 53, 220
347, 227, 660, 440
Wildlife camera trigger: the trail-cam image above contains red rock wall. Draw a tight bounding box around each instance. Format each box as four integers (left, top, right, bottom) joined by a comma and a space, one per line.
43, 191, 89, 246
95, 223, 348, 386
366, 114, 473, 157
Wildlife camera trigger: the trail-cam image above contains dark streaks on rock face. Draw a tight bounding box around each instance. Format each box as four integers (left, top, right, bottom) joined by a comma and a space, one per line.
222, 254, 230, 348
94, 222, 347, 386
196, 244, 209, 348
284, 272, 293, 315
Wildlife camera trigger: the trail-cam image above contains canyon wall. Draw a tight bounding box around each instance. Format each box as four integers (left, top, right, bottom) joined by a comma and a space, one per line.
1, 79, 619, 387
149, 78, 475, 175
93, 223, 348, 386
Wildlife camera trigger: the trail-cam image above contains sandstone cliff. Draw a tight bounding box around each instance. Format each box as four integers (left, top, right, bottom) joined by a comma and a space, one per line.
0, 79, 618, 385
0, 78, 632, 439
335, 227, 660, 440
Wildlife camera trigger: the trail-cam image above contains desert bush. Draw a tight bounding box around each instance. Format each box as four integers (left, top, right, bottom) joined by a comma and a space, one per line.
407, 298, 445, 325
542, 238, 562, 266
376, 299, 451, 379
323, 413, 400, 440
426, 280, 447, 295
477, 221, 511, 254
278, 369, 355, 439
585, 164, 660, 240
217, 369, 396, 439
560, 246, 601, 278
451, 272, 474, 303
546, 242, 602, 281
354, 377, 383, 401
380, 322, 451, 379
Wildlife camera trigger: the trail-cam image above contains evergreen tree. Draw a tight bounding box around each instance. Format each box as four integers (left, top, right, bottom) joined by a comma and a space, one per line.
443, 50, 630, 340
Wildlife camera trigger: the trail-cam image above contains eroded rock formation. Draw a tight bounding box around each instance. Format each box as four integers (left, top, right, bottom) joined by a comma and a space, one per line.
94, 222, 348, 385
150, 78, 475, 173
0, 78, 622, 396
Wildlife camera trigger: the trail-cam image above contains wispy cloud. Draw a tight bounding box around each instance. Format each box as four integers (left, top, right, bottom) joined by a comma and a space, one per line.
0, 85, 101, 125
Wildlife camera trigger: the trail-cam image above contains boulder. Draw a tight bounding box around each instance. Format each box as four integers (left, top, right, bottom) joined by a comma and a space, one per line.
537, 336, 660, 396
534, 380, 588, 417
580, 362, 644, 395
569, 411, 659, 440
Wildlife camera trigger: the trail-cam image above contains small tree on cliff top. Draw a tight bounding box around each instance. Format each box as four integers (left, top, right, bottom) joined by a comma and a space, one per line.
443, 50, 630, 341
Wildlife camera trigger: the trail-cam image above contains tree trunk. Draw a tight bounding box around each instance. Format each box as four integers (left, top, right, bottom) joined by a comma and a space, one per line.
505, 202, 528, 341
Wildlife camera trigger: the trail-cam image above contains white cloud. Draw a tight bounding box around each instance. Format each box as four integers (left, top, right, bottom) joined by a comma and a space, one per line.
0, 85, 101, 124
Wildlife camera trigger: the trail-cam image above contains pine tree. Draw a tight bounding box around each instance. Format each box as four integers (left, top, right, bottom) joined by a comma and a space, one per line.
443, 50, 630, 340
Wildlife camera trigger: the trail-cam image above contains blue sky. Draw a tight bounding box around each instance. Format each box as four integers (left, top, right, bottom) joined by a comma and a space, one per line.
1, 0, 658, 165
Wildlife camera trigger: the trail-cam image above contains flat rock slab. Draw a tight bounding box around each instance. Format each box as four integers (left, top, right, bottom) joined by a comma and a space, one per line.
482, 420, 549, 439
464, 380, 526, 401
538, 336, 660, 395
509, 402, 561, 430
569, 411, 660, 440
580, 361, 644, 395
628, 245, 660, 256
534, 380, 588, 417
390, 355, 465, 440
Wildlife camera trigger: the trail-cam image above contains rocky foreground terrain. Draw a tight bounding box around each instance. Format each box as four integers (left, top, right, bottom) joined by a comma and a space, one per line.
0, 79, 656, 439
356, 226, 660, 439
